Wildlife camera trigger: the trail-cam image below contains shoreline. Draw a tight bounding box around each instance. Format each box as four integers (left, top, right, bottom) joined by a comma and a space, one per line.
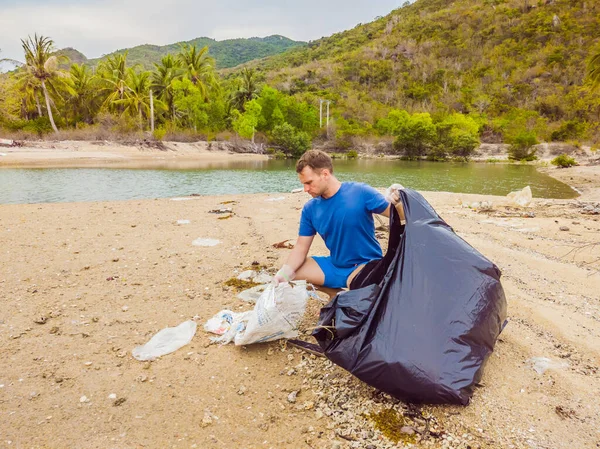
0, 139, 269, 169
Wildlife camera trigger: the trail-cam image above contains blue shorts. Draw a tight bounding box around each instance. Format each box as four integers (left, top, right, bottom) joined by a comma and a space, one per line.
312, 256, 358, 289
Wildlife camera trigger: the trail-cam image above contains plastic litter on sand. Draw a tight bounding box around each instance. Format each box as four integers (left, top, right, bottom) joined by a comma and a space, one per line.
526, 357, 569, 374
132, 320, 197, 361
192, 238, 221, 247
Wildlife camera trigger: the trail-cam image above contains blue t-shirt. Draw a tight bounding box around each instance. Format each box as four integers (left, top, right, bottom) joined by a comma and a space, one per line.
299, 182, 389, 268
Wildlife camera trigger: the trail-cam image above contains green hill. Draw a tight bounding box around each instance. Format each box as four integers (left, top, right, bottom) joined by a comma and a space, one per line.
241, 0, 600, 143
77, 35, 305, 70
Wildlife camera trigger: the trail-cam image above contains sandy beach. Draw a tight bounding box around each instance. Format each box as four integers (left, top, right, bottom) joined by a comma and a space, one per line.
0, 140, 269, 169
1, 143, 600, 449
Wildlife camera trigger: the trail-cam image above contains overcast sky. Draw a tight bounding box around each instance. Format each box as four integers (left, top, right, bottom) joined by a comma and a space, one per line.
0, 0, 404, 64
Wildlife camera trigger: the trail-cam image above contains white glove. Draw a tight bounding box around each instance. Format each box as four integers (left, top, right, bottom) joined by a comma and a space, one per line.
271, 264, 295, 286
385, 183, 405, 205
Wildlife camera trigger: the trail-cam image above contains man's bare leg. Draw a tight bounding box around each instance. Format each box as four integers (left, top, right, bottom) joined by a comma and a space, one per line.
294, 257, 325, 286
346, 264, 365, 289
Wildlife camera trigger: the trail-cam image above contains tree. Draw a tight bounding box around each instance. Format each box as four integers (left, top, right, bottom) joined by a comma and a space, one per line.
435, 113, 481, 159
67, 63, 99, 125
231, 68, 260, 111
379, 110, 437, 158
172, 77, 209, 130
270, 122, 311, 157
508, 131, 538, 161
151, 54, 183, 120
98, 52, 129, 113
178, 44, 215, 101
116, 69, 159, 128
0, 73, 21, 124
3, 35, 71, 133
231, 99, 262, 140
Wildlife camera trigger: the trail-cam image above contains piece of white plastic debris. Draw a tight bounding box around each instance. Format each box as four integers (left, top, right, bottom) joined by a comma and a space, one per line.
526, 357, 569, 374
132, 320, 197, 361
108, 393, 117, 400
237, 270, 255, 281
177, 220, 191, 225
80, 395, 89, 403
192, 238, 221, 247
507, 186, 533, 207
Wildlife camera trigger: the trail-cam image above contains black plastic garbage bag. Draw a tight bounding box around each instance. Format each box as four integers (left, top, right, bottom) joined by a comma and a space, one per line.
312, 189, 507, 405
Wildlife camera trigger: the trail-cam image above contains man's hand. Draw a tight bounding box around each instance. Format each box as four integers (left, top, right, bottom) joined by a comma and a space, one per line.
272, 264, 296, 286
385, 183, 405, 205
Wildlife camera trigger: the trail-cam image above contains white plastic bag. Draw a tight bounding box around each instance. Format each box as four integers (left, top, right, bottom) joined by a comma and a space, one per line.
132, 320, 197, 361
507, 186, 532, 207
206, 281, 309, 345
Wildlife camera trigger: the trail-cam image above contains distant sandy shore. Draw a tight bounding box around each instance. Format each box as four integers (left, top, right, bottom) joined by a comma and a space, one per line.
0, 140, 268, 169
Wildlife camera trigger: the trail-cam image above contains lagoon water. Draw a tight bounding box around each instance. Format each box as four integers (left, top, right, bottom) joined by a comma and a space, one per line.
0, 159, 578, 205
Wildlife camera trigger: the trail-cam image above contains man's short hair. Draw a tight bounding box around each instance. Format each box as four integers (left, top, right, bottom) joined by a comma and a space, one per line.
296, 150, 334, 174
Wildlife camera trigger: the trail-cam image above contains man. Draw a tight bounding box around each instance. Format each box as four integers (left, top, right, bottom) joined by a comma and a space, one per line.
273, 149, 404, 289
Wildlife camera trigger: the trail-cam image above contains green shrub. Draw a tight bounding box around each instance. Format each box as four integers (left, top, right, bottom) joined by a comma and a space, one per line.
270, 122, 311, 157
551, 154, 577, 168
153, 127, 167, 141
390, 112, 437, 158
508, 131, 538, 161
22, 117, 53, 137
550, 120, 587, 142
347, 149, 358, 159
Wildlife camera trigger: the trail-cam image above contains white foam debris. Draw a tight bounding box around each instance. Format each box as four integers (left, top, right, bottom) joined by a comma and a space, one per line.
192, 238, 221, 247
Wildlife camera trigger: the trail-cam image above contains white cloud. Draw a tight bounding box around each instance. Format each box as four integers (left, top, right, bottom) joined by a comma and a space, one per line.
0, 0, 402, 63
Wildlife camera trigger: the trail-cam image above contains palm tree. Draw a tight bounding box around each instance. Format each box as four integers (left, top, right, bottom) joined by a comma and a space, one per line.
151, 54, 183, 120
589, 50, 600, 89
2, 34, 70, 132
117, 69, 165, 129
177, 44, 215, 101
68, 63, 99, 124
232, 68, 260, 111
98, 52, 129, 113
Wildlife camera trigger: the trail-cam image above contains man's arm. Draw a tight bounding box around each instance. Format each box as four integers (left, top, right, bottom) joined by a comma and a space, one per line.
379, 202, 405, 221
273, 235, 315, 284
284, 235, 315, 272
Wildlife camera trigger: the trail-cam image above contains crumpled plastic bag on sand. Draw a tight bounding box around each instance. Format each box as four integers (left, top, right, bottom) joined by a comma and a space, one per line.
205, 281, 308, 345
507, 186, 532, 207
132, 320, 197, 361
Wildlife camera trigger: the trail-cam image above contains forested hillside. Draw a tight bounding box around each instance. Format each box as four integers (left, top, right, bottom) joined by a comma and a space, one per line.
242, 0, 600, 147
81, 35, 305, 70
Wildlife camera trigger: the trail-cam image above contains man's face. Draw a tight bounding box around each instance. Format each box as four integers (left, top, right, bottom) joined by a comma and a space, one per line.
298, 166, 329, 198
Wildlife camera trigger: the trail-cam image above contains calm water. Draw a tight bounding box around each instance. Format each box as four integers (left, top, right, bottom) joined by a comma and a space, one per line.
0, 159, 578, 205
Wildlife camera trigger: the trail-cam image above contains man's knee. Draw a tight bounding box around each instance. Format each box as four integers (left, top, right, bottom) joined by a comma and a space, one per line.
294, 257, 325, 286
